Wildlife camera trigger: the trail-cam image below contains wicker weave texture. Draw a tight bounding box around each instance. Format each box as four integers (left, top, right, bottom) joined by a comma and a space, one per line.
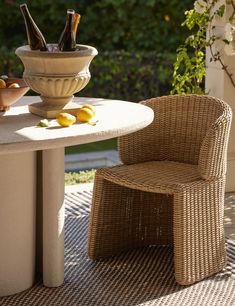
118, 95, 231, 170
88, 94, 233, 286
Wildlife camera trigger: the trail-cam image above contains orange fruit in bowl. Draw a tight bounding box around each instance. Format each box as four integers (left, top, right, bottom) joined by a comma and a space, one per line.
0, 77, 29, 110
56, 112, 76, 127
8, 83, 20, 88
0, 79, 6, 88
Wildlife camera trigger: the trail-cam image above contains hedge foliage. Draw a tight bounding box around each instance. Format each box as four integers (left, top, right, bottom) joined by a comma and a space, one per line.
82, 51, 175, 100
0, 0, 194, 98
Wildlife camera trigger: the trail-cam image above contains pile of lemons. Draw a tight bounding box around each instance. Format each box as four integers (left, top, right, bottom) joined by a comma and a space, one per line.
0, 75, 20, 89
56, 104, 96, 127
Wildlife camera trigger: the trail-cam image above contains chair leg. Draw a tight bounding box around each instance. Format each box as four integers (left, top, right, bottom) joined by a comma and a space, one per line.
87, 173, 134, 259
173, 178, 227, 285
88, 171, 174, 260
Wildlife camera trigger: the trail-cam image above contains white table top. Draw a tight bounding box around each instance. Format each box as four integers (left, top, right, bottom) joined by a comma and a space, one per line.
0, 96, 154, 155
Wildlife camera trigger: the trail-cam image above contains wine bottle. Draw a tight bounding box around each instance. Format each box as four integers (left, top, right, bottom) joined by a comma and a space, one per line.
72, 13, 81, 41
20, 3, 47, 51
58, 9, 76, 52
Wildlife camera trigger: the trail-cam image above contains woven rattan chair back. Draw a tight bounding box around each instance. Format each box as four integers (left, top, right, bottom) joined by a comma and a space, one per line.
118, 95, 226, 165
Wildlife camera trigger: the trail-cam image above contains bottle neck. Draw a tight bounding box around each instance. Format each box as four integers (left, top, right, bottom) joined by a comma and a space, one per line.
58, 9, 76, 51
20, 3, 47, 51
20, 4, 31, 20
66, 10, 74, 31
72, 13, 81, 38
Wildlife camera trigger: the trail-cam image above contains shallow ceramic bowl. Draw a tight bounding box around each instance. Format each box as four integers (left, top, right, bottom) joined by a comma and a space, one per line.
0, 78, 29, 108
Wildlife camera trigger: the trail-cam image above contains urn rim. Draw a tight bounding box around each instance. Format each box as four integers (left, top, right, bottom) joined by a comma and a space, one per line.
15, 44, 98, 58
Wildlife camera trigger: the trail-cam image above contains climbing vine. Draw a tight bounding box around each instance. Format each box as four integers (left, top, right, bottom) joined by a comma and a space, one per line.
171, 0, 235, 94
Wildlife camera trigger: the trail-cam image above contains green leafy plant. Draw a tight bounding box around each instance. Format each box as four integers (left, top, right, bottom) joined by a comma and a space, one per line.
171, 0, 235, 94
65, 169, 96, 185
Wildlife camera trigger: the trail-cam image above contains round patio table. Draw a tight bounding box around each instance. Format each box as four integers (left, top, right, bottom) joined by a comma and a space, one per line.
0, 96, 154, 296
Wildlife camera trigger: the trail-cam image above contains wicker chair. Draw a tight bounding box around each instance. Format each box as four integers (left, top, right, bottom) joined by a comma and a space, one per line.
87, 95, 232, 285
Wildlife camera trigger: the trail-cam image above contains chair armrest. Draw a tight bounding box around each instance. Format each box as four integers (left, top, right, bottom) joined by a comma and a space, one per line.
198, 113, 232, 180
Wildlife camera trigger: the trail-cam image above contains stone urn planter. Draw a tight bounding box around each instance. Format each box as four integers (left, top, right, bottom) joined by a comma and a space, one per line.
15, 44, 98, 118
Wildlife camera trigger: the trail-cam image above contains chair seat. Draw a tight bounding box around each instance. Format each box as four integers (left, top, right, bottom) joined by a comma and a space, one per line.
99, 160, 201, 194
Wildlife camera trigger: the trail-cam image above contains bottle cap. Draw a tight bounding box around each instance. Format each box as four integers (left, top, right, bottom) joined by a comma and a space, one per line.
67, 9, 75, 14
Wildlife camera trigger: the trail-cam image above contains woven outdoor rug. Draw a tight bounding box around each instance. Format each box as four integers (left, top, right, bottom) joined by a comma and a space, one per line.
1, 186, 235, 306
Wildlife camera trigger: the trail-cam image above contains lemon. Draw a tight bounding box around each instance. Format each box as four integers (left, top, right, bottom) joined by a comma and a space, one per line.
0, 79, 6, 88
77, 106, 95, 122
56, 112, 76, 127
77, 108, 94, 122
8, 83, 20, 88
82, 104, 96, 115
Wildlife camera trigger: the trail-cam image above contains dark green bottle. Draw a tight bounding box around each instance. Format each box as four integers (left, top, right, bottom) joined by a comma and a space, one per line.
58, 9, 76, 52
20, 3, 47, 51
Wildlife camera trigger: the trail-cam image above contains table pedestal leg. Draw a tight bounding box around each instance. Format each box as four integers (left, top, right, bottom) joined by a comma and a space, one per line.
0, 152, 36, 296
42, 148, 65, 287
